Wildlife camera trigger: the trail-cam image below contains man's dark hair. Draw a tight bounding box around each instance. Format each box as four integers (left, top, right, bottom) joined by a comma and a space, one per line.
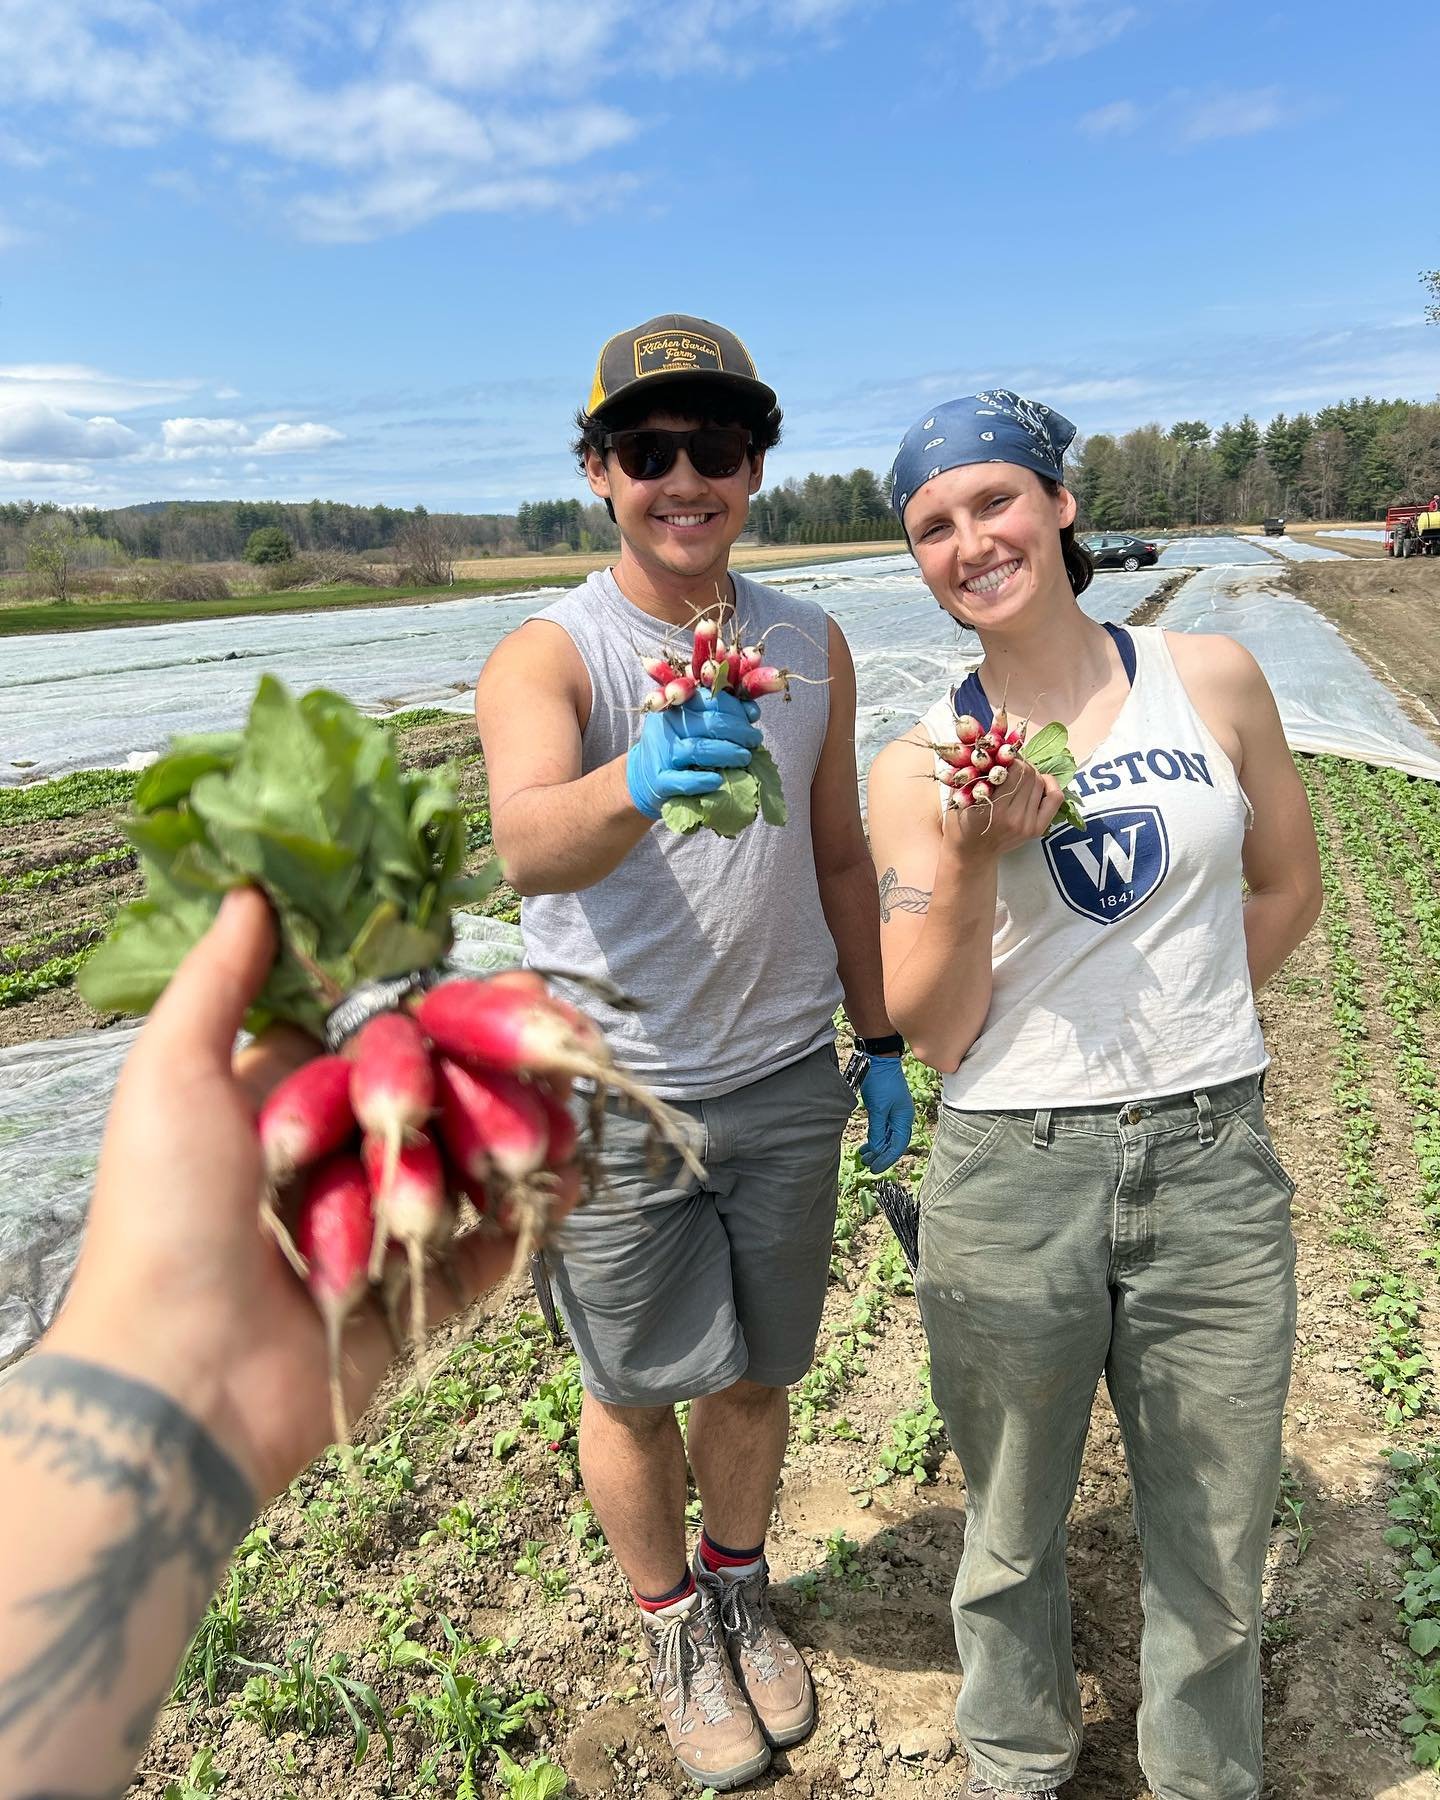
571, 379, 783, 474
1039, 476, 1094, 596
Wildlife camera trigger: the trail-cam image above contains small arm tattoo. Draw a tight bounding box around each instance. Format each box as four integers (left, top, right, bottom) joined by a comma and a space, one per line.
0, 1354, 254, 1753
878, 865, 931, 923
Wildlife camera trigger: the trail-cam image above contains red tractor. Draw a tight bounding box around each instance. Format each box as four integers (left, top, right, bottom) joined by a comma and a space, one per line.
1388, 497, 1440, 557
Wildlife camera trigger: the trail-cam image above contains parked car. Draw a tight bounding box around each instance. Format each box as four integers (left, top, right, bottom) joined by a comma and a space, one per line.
1263, 517, 1286, 536
1080, 532, 1160, 571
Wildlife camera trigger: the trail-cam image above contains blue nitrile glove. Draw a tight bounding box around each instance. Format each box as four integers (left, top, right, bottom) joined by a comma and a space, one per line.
858, 1055, 915, 1172
626, 689, 764, 821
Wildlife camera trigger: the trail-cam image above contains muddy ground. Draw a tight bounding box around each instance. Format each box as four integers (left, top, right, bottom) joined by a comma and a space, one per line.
2, 566, 1437, 1798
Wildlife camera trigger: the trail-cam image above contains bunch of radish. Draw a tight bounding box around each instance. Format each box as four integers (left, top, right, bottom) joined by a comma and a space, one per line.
257, 968, 701, 1450
640, 611, 790, 710
932, 699, 1086, 833
633, 611, 791, 838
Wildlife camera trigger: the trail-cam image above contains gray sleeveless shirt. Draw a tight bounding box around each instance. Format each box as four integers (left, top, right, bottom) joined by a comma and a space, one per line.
520, 568, 844, 1099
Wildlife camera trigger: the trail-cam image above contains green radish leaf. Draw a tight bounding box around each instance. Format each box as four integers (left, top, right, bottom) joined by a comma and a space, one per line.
661, 794, 708, 835
1021, 721, 1069, 767
1412, 1620, 1440, 1657
698, 767, 759, 839
751, 743, 788, 826
133, 738, 241, 813
77, 895, 220, 1016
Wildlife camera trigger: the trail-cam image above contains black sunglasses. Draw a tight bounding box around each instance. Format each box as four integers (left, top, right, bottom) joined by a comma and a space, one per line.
600, 425, 754, 482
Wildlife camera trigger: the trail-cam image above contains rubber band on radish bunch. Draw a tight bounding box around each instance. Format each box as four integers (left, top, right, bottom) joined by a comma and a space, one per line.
77, 676, 704, 1448
637, 608, 803, 839
930, 693, 1087, 833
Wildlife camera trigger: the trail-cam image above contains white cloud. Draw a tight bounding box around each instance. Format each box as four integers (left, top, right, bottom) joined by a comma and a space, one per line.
1179, 86, 1291, 144
398, 0, 623, 92
957, 0, 1137, 80
0, 0, 866, 241
0, 363, 201, 414
0, 459, 91, 484
162, 416, 253, 447
0, 402, 140, 459
0, 127, 49, 167
1075, 86, 1302, 150
1078, 99, 1140, 136
251, 421, 345, 453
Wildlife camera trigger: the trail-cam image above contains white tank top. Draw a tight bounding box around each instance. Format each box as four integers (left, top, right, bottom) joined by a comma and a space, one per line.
919, 626, 1267, 1109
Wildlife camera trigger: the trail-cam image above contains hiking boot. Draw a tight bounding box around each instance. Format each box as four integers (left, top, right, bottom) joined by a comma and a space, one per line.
697, 1556, 816, 1749
965, 1778, 1059, 1798
642, 1588, 771, 1791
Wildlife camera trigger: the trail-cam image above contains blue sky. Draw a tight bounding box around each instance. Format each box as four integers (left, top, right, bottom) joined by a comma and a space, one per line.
0, 0, 1434, 513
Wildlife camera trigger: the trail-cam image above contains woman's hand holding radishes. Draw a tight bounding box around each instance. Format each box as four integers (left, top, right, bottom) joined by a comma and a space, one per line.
931, 699, 1085, 853
628, 610, 791, 838
72, 679, 701, 1472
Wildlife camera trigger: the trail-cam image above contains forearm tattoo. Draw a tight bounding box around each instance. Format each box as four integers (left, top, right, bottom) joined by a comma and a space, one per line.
878, 865, 931, 923
0, 1354, 255, 1756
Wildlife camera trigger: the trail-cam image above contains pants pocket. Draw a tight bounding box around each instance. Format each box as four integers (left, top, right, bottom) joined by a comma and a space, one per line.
918, 1108, 1007, 1217
1231, 1099, 1296, 1198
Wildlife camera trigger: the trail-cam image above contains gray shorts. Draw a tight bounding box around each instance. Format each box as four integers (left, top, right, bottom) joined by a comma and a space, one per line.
548, 1044, 855, 1407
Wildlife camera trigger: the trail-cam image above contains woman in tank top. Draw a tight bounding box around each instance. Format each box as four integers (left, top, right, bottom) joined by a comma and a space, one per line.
866, 392, 1321, 1800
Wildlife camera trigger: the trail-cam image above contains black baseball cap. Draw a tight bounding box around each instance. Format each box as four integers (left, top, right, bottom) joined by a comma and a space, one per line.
585, 313, 777, 420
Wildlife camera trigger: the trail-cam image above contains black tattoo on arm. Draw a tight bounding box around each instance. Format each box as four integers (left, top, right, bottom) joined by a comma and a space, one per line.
877, 865, 931, 924
0, 1354, 255, 1755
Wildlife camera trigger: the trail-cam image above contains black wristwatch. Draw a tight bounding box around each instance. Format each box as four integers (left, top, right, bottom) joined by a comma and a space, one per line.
859, 1032, 905, 1057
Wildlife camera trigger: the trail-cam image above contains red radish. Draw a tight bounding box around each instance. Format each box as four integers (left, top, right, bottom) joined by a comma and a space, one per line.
691, 615, 720, 678
257, 1055, 357, 1277
260, 1055, 356, 1185
951, 784, 977, 810
987, 765, 1009, 788
664, 675, 698, 706
979, 732, 1000, 752
416, 979, 704, 1179
350, 1011, 435, 1279
954, 714, 982, 745
643, 656, 681, 686
294, 1152, 375, 1449
995, 742, 1019, 766
361, 1127, 449, 1342
740, 665, 788, 699
1004, 727, 1025, 748
970, 747, 993, 774
936, 743, 974, 770
992, 702, 1009, 738
971, 779, 993, 803
435, 1056, 549, 1185
486, 968, 550, 999
640, 690, 669, 713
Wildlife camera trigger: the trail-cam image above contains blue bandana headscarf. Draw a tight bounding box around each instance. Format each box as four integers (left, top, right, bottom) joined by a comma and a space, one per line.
889, 389, 1077, 523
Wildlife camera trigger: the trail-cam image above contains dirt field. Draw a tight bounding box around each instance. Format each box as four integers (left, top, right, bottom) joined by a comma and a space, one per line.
452, 543, 904, 583
4, 568, 1440, 1798
1282, 557, 1440, 734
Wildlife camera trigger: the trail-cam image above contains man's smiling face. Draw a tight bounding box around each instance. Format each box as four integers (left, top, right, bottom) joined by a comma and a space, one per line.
585, 409, 764, 589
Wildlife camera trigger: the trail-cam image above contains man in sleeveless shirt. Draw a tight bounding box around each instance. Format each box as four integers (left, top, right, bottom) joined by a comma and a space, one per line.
475, 313, 913, 1791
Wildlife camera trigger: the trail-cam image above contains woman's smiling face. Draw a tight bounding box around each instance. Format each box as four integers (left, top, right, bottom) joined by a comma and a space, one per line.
904, 461, 1077, 630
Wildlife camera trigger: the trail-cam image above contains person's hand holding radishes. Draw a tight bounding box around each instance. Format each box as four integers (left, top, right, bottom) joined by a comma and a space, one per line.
625, 686, 763, 821
45, 887, 520, 1510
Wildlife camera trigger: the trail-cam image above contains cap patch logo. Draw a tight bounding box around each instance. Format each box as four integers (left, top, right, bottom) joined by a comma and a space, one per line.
634, 330, 723, 380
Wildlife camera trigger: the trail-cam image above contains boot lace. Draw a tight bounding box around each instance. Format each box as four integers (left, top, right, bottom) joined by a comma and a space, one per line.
649, 1609, 735, 1727
717, 1576, 782, 1684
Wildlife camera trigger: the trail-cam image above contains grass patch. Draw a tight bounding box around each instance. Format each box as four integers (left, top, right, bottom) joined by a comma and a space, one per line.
0, 768, 138, 823
0, 578, 558, 637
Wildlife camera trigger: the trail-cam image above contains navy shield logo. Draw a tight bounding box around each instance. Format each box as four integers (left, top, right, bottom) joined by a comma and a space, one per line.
1043, 806, 1170, 926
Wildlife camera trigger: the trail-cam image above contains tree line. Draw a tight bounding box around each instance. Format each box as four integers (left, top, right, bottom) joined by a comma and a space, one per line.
1073, 397, 1440, 530
4, 390, 1439, 573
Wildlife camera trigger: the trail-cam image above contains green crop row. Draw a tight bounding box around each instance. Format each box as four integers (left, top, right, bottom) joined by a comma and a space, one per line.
1303, 762, 1431, 1423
